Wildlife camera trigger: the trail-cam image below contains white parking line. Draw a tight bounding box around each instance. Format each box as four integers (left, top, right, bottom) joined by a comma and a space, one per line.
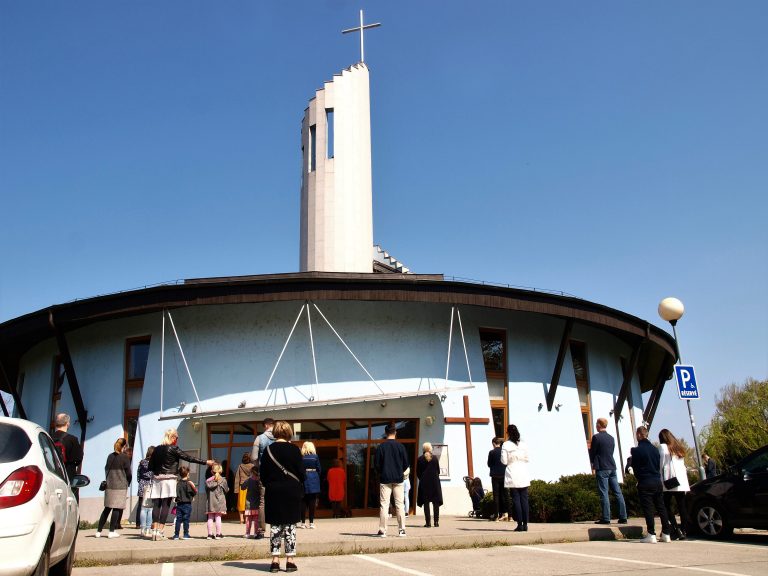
160, 563, 174, 576
354, 554, 434, 576
519, 545, 755, 576
683, 539, 768, 552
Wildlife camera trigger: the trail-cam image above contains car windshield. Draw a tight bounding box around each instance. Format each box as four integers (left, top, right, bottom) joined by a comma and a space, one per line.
0, 423, 32, 463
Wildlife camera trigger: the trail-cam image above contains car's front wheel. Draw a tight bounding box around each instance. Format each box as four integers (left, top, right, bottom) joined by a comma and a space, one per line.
693, 501, 733, 539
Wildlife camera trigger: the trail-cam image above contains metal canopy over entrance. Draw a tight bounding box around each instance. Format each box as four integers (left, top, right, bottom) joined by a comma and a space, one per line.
158, 301, 475, 421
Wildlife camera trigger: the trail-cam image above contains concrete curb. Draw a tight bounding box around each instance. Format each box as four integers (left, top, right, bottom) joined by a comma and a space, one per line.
74, 519, 644, 566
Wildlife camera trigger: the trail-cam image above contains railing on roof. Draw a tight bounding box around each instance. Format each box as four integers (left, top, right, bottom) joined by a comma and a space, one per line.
443, 276, 579, 298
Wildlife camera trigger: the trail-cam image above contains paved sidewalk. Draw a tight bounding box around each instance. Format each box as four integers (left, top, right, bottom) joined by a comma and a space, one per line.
75, 516, 645, 566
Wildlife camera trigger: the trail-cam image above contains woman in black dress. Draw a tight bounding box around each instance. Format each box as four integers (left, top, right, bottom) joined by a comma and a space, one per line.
417, 442, 443, 527
260, 420, 305, 573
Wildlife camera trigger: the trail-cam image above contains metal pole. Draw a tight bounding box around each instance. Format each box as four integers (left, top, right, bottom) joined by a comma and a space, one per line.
671, 322, 706, 481
359, 10, 365, 63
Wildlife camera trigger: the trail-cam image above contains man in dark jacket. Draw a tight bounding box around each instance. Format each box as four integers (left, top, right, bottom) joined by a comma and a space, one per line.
589, 417, 627, 524
487, 437, 508, 520
630, 426, 671, 542
51, 413, 83, 500
374, 424, 410, 537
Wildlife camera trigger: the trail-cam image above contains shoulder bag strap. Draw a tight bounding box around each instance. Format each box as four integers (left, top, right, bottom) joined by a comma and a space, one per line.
266, 445, 301, 483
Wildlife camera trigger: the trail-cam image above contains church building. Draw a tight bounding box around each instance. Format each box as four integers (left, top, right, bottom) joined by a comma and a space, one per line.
0, 16, 676, 522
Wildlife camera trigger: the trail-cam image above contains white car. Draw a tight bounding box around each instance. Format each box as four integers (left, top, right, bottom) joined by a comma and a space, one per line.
0, 417, 89, 576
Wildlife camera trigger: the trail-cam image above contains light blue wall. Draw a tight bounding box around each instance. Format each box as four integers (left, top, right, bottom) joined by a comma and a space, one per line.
17, 299, 648, 517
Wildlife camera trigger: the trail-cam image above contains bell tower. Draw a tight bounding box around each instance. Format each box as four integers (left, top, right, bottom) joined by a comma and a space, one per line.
299, 12, 380, 273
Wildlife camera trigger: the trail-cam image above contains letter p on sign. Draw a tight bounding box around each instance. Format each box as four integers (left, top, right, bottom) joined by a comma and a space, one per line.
674, 365, 700, 400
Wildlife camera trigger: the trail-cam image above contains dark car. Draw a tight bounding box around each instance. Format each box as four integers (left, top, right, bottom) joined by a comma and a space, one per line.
686, 444, 768, 538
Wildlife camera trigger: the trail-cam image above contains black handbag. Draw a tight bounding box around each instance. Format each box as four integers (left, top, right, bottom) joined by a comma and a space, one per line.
99, 452, 120, 491
663, 455, 680, 489
664, 476, 680, 489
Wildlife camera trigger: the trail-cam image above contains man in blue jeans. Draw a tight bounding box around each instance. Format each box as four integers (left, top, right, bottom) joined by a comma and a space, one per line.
589, 417, 627, 524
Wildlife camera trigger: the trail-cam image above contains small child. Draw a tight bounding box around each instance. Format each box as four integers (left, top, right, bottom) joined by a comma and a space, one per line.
140, 488, 154, 538
205, 463, 229, 539
173, 465, 197, 540
241, 466, 263, 539
326, 458, 346, 519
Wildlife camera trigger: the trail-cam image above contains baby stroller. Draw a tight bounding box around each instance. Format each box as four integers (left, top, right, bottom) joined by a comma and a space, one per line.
463, 476, 486, 518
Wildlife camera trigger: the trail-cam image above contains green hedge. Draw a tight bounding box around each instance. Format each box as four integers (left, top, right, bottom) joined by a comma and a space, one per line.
481, 473, 643, 523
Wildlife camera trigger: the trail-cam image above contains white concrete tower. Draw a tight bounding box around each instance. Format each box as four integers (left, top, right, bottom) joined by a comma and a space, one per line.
300, 63, 374, 272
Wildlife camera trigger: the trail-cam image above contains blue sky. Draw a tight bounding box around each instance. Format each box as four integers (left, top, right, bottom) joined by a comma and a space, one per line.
1, 1, 766, 448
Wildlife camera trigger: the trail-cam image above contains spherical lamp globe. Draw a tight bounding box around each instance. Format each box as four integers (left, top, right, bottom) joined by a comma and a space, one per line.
658, 297, 685, 324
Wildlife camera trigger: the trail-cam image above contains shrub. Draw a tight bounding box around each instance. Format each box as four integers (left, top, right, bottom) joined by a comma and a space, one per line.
487, 473, 642, 523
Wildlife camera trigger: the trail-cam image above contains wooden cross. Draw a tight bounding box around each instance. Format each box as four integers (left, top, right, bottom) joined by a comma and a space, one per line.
444, 395, 490, 478
342, 9, 381, 63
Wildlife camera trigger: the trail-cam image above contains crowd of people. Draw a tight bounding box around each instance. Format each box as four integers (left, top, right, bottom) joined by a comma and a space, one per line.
48, 409, 707, 573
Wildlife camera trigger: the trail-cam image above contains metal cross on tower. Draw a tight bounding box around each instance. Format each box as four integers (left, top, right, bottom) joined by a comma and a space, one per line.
342, 9, 381, 63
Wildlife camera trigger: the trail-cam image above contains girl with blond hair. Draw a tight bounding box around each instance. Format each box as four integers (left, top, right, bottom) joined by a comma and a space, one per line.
205, 462, 229, 539
416, 442, 443, 527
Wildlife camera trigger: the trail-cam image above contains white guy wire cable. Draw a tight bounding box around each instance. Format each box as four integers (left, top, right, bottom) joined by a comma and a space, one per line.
160, 311, 166, 418
166, 310, 202, 406
456, 308, 473, 385
306, 303, 319, 401
263, 304, 306, 394
444, 306, 455, 386
312, 303, 384, 395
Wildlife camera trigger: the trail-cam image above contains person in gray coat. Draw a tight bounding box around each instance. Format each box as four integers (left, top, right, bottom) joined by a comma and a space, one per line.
96, 437, 132, 538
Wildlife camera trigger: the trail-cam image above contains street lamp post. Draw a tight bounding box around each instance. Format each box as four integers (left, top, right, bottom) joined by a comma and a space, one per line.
658, 297, 707, 481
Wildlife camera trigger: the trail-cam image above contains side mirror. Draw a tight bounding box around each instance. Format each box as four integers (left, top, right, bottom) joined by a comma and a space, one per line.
70, 474, 90, 489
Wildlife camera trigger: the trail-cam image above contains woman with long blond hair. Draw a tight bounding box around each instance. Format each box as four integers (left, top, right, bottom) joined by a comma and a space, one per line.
148, 427, 213, 540
658, 428, 691, 539
416, 442, 443, 527
299, 441, 322, 529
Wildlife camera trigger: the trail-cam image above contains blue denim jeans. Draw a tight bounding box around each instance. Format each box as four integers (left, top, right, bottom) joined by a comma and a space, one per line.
174, 502, 192, 537
140, 504, 153, 532
596, 469, 627, 521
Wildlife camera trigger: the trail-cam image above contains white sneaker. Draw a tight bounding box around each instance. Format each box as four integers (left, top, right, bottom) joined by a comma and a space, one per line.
376, 530, 386, 538
299, 523, 307, 529
660, 533, 671, 543
640, 534, 657, 543
398, 529, 407, 537
107, 532, 120, 538
309, 523, 315, 529
94, 532, 102, 538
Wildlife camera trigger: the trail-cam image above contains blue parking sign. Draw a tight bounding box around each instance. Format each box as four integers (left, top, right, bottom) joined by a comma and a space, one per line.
675, 365, 700, 400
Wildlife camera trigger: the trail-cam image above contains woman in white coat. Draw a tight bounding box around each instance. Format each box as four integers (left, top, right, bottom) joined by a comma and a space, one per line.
658, 429, 691, 540
500, 424, 530, 532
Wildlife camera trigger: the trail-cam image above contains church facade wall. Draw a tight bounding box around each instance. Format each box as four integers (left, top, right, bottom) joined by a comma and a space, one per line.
16, 298, 647, 521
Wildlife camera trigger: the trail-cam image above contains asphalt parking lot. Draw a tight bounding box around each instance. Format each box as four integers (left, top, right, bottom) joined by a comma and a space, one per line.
74, 533, 768, 576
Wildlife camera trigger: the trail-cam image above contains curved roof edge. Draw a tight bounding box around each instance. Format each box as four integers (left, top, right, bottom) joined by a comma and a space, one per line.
0, 271, 676, 393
